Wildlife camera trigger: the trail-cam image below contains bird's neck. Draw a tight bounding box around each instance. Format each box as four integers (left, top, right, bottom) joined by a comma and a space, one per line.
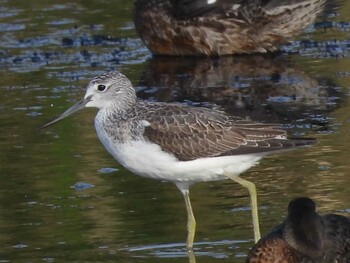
102, 95, 137, 118
283, 212, 325, 259
99, 105, 133, 124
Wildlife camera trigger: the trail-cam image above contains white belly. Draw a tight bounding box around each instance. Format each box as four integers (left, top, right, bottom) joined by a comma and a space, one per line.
96, 126, 263, 184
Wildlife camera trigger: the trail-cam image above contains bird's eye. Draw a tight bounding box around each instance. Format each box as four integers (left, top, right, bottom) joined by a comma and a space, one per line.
97, 84, 106, 91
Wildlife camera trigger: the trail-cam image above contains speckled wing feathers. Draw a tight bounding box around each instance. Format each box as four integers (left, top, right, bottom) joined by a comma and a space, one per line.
246, 225, 315, 263
323, 214, 350, 263
134, 102, 305, 161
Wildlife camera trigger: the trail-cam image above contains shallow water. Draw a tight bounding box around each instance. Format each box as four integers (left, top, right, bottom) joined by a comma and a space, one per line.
1, 0, 350, 262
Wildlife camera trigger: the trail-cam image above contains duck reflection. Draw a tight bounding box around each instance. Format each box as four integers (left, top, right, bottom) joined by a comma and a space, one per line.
246, 197, 350, 263
136, 54, 342, 129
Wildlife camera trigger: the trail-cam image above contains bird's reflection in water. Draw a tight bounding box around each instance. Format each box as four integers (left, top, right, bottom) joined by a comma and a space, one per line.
136, 54, 342, 133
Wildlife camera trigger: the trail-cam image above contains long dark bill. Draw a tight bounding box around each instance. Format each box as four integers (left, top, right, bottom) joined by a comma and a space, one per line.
41, 96, 91, 129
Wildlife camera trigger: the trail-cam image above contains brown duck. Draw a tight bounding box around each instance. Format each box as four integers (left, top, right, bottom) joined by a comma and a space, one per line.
134, 0, 326, 56
246, 197, 350, 263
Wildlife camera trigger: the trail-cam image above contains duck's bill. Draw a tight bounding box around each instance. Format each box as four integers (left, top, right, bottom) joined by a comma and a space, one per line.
41, 96, 91, 129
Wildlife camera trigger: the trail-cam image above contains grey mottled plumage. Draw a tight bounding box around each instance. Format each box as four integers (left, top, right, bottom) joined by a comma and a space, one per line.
104, 101, 312, 161
42, 71, 316, 250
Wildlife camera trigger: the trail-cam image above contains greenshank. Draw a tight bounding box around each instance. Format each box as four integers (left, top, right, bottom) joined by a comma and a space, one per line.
42, 71, 315, 250
246, 197, 350, 263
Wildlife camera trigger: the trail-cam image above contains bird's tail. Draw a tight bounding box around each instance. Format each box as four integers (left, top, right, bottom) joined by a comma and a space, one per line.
263, 0, 326, 37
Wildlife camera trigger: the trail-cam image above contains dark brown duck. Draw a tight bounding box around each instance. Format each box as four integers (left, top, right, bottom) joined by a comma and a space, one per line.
134, 0, 326, 56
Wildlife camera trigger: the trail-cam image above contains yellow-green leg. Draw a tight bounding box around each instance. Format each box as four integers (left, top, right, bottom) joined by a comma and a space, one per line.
181, 189, 196, 251
224, 173, 261, 243
188, 249, 196, 263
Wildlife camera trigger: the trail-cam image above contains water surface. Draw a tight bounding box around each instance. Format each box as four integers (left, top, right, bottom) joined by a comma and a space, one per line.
1, 0, 350, 262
